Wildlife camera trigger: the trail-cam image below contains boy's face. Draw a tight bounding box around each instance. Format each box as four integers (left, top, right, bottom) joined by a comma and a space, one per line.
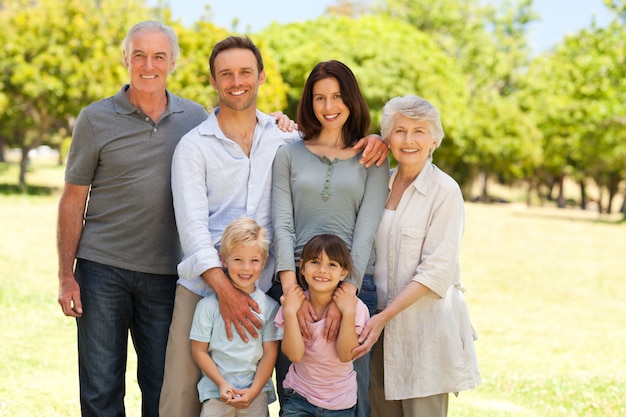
222, 244, 267, 294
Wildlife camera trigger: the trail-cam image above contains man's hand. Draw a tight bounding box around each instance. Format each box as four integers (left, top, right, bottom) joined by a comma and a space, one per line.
58, 275, 83, 317
206, 268, 262, 342
353, 134, 389, 167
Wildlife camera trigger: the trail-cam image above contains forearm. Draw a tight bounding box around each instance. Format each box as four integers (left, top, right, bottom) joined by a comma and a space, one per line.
202, 267, 233, 295
249, 341, 279, 395
279, 270, 299, 292
336, 310, 359, 361
281, 312, 305, 361
191, 342, 227, 388
378, 281, 430, 324
57, 185, 88, 279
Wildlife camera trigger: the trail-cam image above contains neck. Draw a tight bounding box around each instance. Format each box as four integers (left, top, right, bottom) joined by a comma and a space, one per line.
315, 129, 344, 148
126, 87, 167, 121
308, 290, 333, 319
216, 108, 257, 154
397, 160, 429, 184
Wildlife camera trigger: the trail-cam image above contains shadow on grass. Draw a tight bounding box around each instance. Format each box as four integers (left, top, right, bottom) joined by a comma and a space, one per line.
0, 182, 59, 196
512, 207, 625, 225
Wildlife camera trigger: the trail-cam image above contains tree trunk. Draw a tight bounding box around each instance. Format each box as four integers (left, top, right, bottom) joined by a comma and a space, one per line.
557, 175, 566, 208
19, 148, 29, 193
480, 170, 489, 203
579, 179, 587, 210
0, 135, 6, 162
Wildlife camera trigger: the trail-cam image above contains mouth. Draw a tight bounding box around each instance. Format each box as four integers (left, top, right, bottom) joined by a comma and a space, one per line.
141, 75, 157, 79
230, 89, 247, 96
400, 148, 420, 154
312, 276, 331, 282
237, 274, 252, 280
324, 113, 340, 121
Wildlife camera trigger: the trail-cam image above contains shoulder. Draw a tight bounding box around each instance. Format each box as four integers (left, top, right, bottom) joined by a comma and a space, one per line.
196, 293, 220, 311
274, 138, 305, 159
257, 110, 302, 143
430, 164, 462, 194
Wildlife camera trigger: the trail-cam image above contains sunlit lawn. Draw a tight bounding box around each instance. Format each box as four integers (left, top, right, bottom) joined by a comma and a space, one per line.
0, 159, 624, 416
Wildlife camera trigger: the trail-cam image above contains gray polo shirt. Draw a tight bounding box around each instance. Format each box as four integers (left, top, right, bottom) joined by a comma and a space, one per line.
65, 85, 208, 275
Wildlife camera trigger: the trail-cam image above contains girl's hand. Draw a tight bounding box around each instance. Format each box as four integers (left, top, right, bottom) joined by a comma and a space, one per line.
282, 286, 305, 315
333, 285, 357, 315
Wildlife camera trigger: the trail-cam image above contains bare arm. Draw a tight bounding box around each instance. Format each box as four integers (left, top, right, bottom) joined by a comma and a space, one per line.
281, 286, 306, 362
191, 340, 236, 402
352, 281, 430, 360
322, 281, 357, 342
203, 267, 261, 342
333, 286, 360, 362
227, 340, 280, 408
57, 183, 89, 317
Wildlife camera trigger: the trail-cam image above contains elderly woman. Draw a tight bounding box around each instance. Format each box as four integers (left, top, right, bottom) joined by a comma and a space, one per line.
354, 95, 480, 417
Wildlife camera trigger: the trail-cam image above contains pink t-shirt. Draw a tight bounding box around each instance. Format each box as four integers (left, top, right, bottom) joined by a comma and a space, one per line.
275, 295, 369, 410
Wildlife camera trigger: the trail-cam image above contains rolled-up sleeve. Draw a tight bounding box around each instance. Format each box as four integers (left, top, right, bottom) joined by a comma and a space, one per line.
172, 137, 222, 280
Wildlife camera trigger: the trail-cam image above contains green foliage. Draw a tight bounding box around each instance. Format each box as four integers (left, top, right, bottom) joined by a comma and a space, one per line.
0, 0, 154, 188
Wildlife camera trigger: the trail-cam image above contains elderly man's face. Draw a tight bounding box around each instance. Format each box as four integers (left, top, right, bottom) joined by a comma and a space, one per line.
124, 29, 175, 95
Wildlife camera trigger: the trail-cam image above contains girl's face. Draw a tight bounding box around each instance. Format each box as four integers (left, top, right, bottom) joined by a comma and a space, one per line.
300, 249, 348, 293
222, 243, 266, 294
387, 114, 438, 171
312, 77, 350, 133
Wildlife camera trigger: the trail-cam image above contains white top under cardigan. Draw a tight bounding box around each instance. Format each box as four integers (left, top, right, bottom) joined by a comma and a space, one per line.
374, 160, 480, 399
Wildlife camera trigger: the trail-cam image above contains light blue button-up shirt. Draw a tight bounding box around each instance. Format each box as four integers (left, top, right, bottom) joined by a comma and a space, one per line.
171, 108, 299, 296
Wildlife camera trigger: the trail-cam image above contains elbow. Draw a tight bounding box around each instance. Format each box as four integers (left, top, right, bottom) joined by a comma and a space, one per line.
338, 354, 353, 363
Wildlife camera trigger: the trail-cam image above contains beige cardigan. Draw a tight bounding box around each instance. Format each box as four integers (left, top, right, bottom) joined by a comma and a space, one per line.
378, 161, 480, 399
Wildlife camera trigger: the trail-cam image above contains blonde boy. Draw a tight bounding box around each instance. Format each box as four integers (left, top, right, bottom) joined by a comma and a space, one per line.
190, 217, 282, 417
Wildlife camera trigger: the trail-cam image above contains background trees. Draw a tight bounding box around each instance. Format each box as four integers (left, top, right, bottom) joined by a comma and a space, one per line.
1, 0, 624, 217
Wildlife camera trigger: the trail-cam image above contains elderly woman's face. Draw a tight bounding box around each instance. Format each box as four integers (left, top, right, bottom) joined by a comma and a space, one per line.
388, 114, 437, 168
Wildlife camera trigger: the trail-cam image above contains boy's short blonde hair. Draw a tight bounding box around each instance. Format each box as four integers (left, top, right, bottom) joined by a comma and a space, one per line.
220, 217, 270, 260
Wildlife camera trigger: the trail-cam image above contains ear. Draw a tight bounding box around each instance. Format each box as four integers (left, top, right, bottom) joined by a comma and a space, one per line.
258, 70, 266, 86
220, 254, 227, 268
340, 269, 349, 280
123, 51, 130, 68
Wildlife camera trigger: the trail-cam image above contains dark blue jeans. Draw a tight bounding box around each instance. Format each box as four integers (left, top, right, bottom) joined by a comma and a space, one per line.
353, 274, 377, 417
75, 259, 177, 417
269, 274, 377, 417
282, 388, 356, 417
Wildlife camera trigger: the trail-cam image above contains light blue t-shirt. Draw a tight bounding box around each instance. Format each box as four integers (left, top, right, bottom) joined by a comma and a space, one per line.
190, 287, 283, 403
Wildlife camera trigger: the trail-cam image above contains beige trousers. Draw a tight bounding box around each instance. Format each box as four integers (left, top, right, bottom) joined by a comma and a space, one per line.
159, 285, 203, 417
370, 334, 449, 417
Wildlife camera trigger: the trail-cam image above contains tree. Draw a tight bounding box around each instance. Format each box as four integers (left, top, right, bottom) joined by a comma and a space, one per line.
371, 0, 541, 201
0, 0, 152, 190
261, 15, 469, 184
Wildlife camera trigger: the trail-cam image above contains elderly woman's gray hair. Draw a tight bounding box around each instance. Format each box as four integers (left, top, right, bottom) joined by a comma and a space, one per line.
122, 21, 180, 65
380, 95, 445, 149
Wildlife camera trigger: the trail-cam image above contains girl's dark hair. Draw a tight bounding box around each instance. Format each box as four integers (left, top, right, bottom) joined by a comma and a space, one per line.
298, 234, 354, 289
297, 60, 370, 146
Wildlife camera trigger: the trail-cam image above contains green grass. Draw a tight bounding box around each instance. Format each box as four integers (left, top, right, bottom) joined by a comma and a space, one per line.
1, 160, 624, 416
